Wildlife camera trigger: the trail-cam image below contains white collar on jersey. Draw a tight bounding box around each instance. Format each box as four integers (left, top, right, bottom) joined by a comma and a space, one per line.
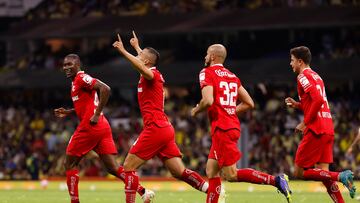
210, 64, 224, 67
77, 71, 84, 75
149, 67, 157, 70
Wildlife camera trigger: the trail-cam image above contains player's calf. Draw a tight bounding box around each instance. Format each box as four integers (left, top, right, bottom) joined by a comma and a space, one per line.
180, 168, 208, 193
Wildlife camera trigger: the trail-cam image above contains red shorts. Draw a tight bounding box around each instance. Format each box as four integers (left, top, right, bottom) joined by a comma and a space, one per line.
295, 129, 334, 168
208, 128, 241, 168
66, 118, 117, 157
129, 123, 181, 161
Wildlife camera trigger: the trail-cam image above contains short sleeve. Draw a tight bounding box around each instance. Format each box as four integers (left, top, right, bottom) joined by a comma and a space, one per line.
78, 73, 97, 90
297, 73, 312, 93
199, 69, 214, 89
147, 70, 164, 84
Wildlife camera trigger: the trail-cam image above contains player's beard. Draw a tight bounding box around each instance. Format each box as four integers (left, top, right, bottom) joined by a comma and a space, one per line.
204, 60, 210, 67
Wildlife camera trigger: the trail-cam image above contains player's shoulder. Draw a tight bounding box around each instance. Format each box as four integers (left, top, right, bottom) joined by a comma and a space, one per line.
77, 71, 95, 84
150, 67, 165, 82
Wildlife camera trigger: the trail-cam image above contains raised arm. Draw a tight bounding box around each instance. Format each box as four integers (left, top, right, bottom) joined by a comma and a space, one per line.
130, 30, 142, 55
113, 33, 154, 80
89, 79, 111, 125
236, 86, 255, 114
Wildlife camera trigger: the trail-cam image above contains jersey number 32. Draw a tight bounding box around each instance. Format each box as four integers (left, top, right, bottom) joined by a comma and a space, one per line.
219, 81, 237, 106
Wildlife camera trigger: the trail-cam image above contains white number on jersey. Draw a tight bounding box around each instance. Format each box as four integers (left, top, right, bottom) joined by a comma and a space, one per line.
316, 84, 329, 109
219, 81, 237, 106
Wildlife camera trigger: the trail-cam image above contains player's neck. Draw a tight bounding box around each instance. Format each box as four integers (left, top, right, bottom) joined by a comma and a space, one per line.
210, 63, 223, 67
299, 65, 311, 74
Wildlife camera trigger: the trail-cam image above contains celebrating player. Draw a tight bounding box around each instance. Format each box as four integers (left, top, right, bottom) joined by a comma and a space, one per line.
285, 46, 356, 202
54, 54, 153, 203
191, 44, 292, 203
113, 31, 210, 203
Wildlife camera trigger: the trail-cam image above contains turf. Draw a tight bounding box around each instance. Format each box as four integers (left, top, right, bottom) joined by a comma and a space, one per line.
0, 180, 358, 203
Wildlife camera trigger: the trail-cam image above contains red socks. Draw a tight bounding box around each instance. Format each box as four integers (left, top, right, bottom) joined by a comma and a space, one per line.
181, 169, 208, 193
66, 169, 80, 203
237, 168, 275, 186
303, 169, 339, 181
117, 166, 145, 196
125, 171, 139, 203
206, 177, 221, 203
323, 180, 344, 203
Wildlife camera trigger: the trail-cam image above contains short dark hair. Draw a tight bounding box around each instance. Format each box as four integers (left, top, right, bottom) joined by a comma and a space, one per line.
65, 53, 81, 67
290, 46, 311, 65
144, 47, 160, 66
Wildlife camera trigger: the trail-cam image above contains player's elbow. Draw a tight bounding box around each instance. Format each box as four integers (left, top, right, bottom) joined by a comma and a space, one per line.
102, 84, 111, 94
204, 97, 214, 107
247, 100, 255, 109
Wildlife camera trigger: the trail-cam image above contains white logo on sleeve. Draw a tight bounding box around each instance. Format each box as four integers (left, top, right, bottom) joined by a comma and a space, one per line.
199, 72, 205, 82
82, 75, 93, 84
299, 75, 311, 89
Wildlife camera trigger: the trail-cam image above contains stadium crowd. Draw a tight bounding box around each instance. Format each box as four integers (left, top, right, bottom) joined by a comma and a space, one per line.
1, 27, 359, 71
24, 0, 360, 20
0, 83, 359, 180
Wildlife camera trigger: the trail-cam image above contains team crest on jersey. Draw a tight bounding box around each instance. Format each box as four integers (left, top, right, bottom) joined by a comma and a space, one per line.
82, 75, 93, 84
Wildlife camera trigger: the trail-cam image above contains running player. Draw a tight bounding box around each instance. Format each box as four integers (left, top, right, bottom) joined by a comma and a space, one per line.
55, 54, 153, 203
191, 44, 292, 203
285, 46, 356, 202
113, 32, 209, 203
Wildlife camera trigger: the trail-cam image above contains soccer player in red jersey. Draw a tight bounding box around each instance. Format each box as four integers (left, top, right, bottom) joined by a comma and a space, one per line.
54, 54, 153, 203
191, 44, 292, 203
113, 32, 209, 203
285, 46, 356, 202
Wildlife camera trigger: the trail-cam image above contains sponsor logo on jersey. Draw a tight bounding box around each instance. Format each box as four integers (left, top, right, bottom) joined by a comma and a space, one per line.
311, 73, 322, 81
215, 69, 236, 78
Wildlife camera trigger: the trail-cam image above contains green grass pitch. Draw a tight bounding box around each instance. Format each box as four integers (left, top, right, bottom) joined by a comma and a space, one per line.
0, 180, 358, 203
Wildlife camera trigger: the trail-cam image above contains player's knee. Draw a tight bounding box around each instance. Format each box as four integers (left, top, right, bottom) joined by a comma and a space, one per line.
222, 171, 237, 182
206, 167, 219, 179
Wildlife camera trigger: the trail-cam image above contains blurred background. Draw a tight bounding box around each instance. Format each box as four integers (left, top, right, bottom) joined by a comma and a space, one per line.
0, 0, 359, 181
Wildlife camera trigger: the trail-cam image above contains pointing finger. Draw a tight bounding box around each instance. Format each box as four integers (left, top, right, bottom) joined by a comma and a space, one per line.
132, 30, 137, 38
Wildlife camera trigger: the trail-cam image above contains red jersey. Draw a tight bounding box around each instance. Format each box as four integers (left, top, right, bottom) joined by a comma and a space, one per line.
71, 71, 103, 125
297, 68, 334, 135
199, 64, 241, 133
137, 67, 170, 127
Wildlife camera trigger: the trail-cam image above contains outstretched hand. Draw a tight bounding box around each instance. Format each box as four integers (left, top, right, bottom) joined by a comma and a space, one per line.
285, 97, 298, 108
54, 107, 71, 118
113, 34, 125, 53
